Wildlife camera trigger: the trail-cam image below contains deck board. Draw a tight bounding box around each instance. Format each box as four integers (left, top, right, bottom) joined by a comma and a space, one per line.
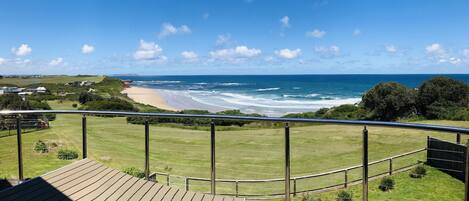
0, 159, 245, 201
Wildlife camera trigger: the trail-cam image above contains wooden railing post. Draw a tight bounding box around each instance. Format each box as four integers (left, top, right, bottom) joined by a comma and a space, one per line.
344, 169, 348, 188
285, 122, 291, 201
185, 178, 189, 191
389, 158, 393, 175
144, 120, 150, 180
210, 121, 216, 195
235, 180, 239, 197
16, 115, 23, 181
362, 126, 368, 201
82, 114, 87, 159
458, 133, 461, 144
293, 178, 297, 197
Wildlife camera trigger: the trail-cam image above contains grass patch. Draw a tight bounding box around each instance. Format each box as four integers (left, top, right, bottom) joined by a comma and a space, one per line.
0, 76, 104, 87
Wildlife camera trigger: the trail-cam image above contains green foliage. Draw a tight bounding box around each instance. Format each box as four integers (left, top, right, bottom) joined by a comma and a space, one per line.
379, 176, 395, 191
417, 77, 469, 119
283, 104, 366, 120
78, 92, 104, 104
127, 109, 262, 127
80, 98, 138, 112
362, 82, 417, 121
57, 149, 78, 160
302, 193, 321, 201
336, 190, 352, 201
72, 103, 78, 108
123, 167, 145, 178
410, 165, 427, 178
33, 140, 48, 153
0, 94, 31, 110
29, 100, 56, 121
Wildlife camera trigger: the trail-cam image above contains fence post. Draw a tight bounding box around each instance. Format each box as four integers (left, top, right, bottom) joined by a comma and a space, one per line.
144, 120, 150, 180
458, 133, 461, 144
344, 169, 348, 188
82, 114, 87, 159
210, 121, 216, 195
16, 115, 23, 181
465, 139, 469, 201
235, 180, 239, 197
185, 178, 189, 191
285, 122, 291, 201
362, 126, 368, 201
389, 158, 393, 175
293, 178, 297, 197
167, 175, 170, 185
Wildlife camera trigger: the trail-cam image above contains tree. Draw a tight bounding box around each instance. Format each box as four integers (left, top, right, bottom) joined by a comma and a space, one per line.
0, 94, 31, 110
362, 82, 417, 121
78, 92, 103, 104
417, 76, 469, 119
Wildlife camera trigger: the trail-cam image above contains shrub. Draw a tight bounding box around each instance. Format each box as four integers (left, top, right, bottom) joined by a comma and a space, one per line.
362, 82, 417, 121
34, 140, 48, 153
417, 77, 469, 119
78, 92, 104, 104
123, 167, 145, 178
336, 190, 352, 201
410, 165, 427, 178
72, 103, 78, 108
379, 176, 395, 191
80, 98, 138, 112
302, 193, 321, 201
57, 149, 78, 160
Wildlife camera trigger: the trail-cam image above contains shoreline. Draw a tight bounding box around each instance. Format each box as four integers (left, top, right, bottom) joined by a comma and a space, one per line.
122, 86, 178, 111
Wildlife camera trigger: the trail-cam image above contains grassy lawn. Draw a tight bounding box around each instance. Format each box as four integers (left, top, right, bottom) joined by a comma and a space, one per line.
0, 75, 104, 87
0, 101, 466, 198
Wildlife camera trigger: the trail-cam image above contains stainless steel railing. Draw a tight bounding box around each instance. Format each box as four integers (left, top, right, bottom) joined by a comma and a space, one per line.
1, 110, 469, 201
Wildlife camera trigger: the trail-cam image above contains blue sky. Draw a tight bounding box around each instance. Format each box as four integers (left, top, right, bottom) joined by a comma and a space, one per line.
1, 0, 469, 75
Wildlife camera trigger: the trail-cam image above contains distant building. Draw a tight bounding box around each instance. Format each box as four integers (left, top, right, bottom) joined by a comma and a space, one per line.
0, 86, 23, 94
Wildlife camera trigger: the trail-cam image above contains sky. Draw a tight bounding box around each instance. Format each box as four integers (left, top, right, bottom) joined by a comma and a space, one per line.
0, 0, 469, 75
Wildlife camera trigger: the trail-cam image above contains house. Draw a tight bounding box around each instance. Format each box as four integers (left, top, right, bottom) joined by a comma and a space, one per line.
36, 86, 47, 93
80, 81, 95, 87
0, 86, 23, 94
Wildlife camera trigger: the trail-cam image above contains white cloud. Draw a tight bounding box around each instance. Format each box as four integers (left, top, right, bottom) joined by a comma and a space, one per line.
181, 51, 198, 62
15, 58, 30, 65
385, 45, 398, 53
158, 23, 191, 38
216, 34, 231, 46
426, 43, 446, 56
314, 45, 341, 58
448, 57, 462, 65
275, 48, 301, 59
210, 46, 261, 62
49, 58, 64, 66
306, 29, 326, 38
353, 29, 361, 36
11, 44, 32, 57
280, 16, 290, 28
133, 40, 165, 61
81, 44, 95, 54
0, 57, 5, 65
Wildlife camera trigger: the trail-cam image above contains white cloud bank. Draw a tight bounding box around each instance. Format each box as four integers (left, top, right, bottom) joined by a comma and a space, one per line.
181, 51, 198, 62
280, 16, 290, 28
81, 44, 95, 54
0, 57, 5, 65
158, 23, 191, 38
11, 44, 32, 56
210, 46, 261, 62
425, 43, 462, 65
133, 40, 166, 62
314, 45, 340, 58
275, 48, 301, 59
385, 45, 398, 53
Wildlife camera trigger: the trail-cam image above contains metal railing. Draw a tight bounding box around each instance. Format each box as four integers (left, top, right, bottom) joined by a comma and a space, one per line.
1, 110, 469, 201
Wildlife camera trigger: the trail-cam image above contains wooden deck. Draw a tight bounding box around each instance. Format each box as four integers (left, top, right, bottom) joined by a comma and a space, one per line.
0, 159, 246, 201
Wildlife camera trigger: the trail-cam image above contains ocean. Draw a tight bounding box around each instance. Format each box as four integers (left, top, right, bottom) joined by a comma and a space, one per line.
115, 74, 469, 117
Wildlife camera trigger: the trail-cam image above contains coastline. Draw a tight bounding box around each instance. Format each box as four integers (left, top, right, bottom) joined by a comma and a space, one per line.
122, 86, 178, 111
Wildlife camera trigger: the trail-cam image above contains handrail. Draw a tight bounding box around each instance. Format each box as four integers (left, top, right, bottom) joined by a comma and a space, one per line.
1, 110, 469, 134
1, 110, 469, 201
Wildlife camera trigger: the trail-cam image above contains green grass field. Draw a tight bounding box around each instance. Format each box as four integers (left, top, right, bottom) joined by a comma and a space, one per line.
0, 75, 104, 87
0, 101, 466, 199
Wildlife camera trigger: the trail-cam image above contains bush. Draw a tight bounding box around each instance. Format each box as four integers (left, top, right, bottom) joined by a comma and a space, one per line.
34, 140, 48, 153
417, 77, 469, 119
0, 94, 31, 110
80, 98, 138, 112
57, 149, 78, 160
336, 190, 352, 201
362, 82, 417, 121
78, 92, 104, 104
379, 176, 395, 191
302, 193, 321, 201
410, 165, 427, 178
72, 103, 78, 108
29, 100, 56, 121
123, 167, 145, 178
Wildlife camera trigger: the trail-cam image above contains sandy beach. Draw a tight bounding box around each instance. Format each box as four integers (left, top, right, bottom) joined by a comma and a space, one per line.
122, 86, 178, 111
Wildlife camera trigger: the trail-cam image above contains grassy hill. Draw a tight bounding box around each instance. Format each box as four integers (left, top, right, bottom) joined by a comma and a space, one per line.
0, 75, 104, 87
